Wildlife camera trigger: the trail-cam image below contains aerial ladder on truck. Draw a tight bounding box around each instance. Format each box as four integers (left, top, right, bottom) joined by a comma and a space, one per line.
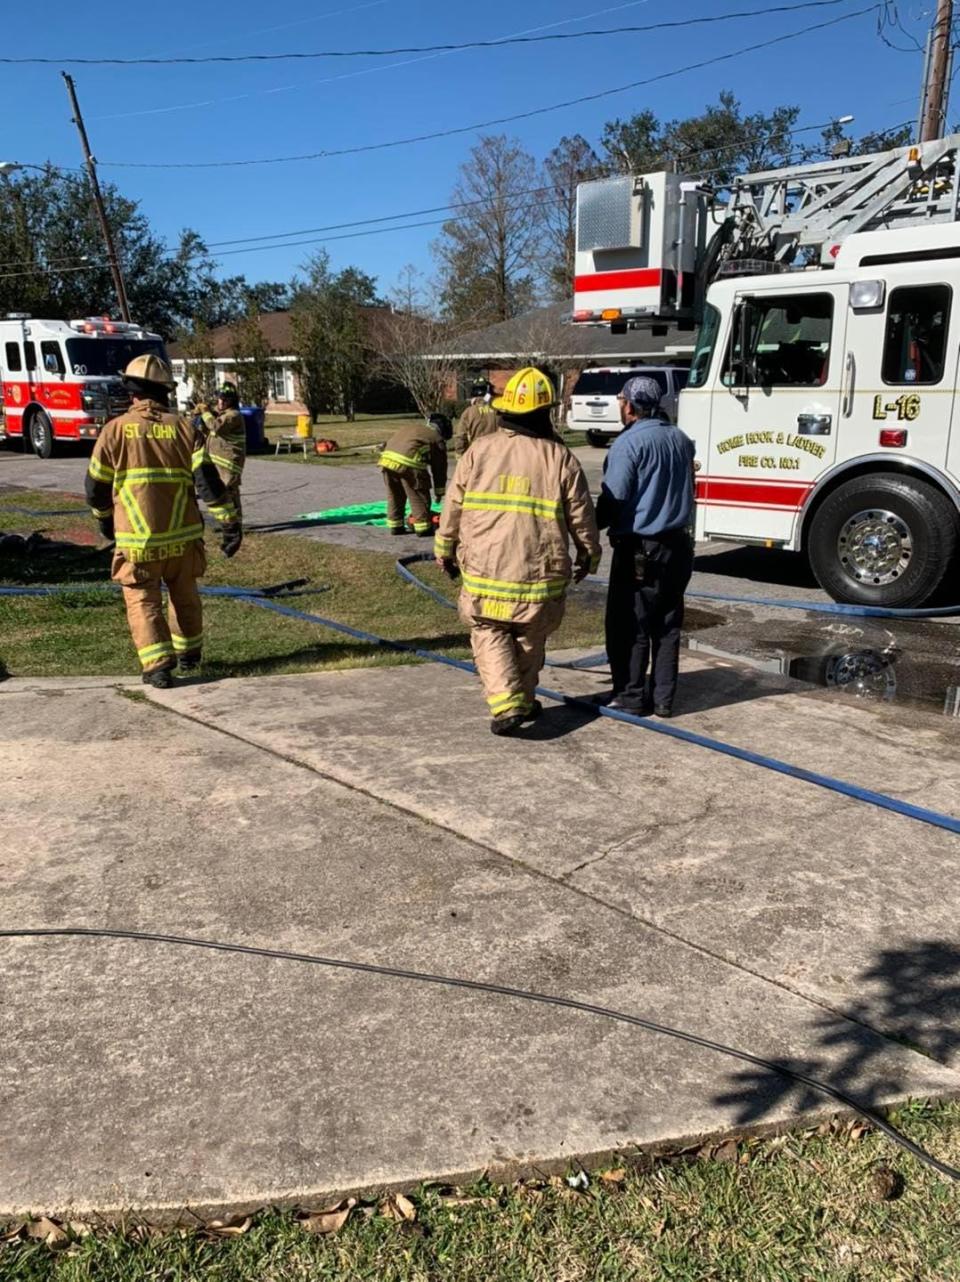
573, 136, 960, 607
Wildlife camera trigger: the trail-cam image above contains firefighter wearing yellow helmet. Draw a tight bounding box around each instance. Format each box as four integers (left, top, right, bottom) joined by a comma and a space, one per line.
435, 367, 601, 735
85, 353, 242, 688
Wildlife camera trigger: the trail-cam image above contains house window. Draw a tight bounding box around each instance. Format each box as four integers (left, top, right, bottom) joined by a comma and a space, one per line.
268, 365, 289, 402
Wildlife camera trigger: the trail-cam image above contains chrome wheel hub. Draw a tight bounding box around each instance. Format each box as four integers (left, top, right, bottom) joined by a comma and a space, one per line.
837, 509, 912, 586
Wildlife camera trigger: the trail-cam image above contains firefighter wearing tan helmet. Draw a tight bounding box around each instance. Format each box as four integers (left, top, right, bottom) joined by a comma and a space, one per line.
453, 378, 498, 454
86, 354, 242, 688
435, 367, 601, 735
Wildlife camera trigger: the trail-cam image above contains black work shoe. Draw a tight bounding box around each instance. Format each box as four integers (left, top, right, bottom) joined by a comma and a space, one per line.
178, 655, 202, 673
389, 527, 409, 536
607, 696, 652, 715
415, 527, 434, 538
520, 700, 543, 722
490, 714, 525, 736
142, 667, 174, 690
653, 705, 673, 718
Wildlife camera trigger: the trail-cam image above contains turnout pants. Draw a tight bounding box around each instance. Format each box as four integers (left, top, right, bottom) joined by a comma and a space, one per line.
605, 529, 694, 711
460, 595, 565, 719
382, 467, 432, 534
111, 541, 206, 673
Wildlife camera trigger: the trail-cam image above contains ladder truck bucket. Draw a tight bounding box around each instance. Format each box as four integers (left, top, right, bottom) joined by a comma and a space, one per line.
573, 173, 708, 329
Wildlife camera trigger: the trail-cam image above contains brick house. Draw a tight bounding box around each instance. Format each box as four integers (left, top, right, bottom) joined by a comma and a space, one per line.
434, 302, 695, 412
167, 307, 401, 415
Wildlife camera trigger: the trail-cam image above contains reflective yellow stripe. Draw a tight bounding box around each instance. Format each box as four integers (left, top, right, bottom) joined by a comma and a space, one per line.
136, 641, 175, 667
171, 632, 203, 652
589, 552, 601, 572
461, 571, 567, 603
462, 491, 561, 520
207, 501, 238, 523
118, 487, 150, 538
208, 452, 243, 476
168, 483, 188, 539
88, 456, 115, 483
380, 449, 428, 471
90, 506, 113, 519
192, 448, 206, 471
487, 691, 527, 714
114, 467, 192, 485
434, 535, 455, 557
115, 523, 205, 551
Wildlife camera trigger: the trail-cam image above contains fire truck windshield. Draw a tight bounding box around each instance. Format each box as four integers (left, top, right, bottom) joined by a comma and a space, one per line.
65, 337, 165, 379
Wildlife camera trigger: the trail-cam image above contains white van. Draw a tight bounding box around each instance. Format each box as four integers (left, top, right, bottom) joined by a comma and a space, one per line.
568, 365, 689, 446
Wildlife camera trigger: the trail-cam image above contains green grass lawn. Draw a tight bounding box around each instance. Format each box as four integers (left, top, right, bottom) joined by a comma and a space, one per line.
0, 491, 604, 680
1, 1102, 958, 1281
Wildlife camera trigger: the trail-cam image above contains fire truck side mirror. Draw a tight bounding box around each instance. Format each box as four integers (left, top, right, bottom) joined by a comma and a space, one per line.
43, 353, 61, 375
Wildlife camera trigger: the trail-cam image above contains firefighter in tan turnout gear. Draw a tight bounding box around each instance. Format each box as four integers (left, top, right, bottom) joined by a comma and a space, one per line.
379, 412, 450, 536
435, 367, 601, 736
86, 355, 242, 689
453, 379, 498, 454
195, 382, 246, 519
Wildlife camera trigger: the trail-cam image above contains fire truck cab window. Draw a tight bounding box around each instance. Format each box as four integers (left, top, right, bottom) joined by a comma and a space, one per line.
4, 342, 22, 373
687, 304, 720, 388
41, 341, 64, 374
882, 284, 951, 385
24, 342, 36, 372
724, 293, 833, 387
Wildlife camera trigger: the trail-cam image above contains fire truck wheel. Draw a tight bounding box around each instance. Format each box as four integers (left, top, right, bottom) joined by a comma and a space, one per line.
808, 473, 958, 608
28, 411, 54, 459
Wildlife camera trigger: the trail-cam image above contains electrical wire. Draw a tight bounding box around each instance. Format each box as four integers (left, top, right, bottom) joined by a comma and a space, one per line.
0, 0, 871, 64
96, 6, 883, 169
2, 926, 956, 1181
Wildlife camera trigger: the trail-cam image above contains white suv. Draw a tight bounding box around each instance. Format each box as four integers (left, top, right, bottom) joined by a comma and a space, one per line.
568, 365, 689, 446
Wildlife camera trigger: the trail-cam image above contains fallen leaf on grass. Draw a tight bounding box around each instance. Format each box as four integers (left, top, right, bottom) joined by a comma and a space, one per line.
599, 1168, 626, 1185
0, 1224, 25, 1244
714, 1141, 738, 1163
300, 1198, 357, 1235
204, 1216, 252, 1237
25, 1218, 68, 1250
379, 1193, 416, 1222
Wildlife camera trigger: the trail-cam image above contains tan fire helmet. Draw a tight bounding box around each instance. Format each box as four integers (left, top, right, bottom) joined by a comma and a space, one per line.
123, 353, 176, 388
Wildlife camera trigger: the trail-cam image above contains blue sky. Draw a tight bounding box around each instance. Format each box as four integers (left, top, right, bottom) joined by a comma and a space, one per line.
0, 0, 933, 299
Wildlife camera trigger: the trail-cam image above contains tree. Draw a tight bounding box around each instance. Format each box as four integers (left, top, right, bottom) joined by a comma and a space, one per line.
230, 301, 274, 407
290, 251, 379, 422
373, 265, 463, 416
601, 93, 808, 187
433, 134, 544, 327
820, 120, 914, 158
541, 135, 607, 301
175, 319, 218, 404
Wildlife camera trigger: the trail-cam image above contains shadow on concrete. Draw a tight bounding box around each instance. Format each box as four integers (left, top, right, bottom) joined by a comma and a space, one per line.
714, 940, 960, 1124
694, 545, 819, 589
674, 666, 792, 716
519, 702, 600, 741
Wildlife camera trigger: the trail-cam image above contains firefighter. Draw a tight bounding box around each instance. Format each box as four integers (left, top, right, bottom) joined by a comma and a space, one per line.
596, 374, 695, 717
379, 412, 450, 536
86, 354, 241, 690
195, 381, 246, 519
435, 366, 601, 736
453, 379, 498, 454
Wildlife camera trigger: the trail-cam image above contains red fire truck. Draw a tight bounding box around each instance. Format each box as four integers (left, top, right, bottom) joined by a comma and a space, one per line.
0, 314, 167, 458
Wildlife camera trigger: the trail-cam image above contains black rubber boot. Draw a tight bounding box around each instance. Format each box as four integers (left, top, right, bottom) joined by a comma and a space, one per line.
490, 714, 525, 736
178, 654, 202, 673
520, 700, 543, 722
389, 527, 409, 536
142, 667, 175, 690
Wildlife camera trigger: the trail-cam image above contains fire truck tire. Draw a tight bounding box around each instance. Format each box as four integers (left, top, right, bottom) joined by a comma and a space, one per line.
28, 411, 54, 459
808, 473, 958, 608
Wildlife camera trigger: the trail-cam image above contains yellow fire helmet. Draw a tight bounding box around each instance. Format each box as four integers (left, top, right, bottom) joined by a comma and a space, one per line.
123, 353, 176, 388
492, 366, 555, 415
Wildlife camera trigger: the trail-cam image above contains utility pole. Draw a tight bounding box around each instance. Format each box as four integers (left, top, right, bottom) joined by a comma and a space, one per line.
61, 72, 131, 321
919, 0, 954, 143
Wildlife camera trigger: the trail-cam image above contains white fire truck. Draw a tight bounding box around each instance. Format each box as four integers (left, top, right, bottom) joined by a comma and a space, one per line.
0, 314, 167, 459
573, 137, 960, 607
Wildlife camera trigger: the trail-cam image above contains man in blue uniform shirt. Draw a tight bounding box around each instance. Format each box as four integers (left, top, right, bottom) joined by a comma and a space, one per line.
596, 375, 695, 717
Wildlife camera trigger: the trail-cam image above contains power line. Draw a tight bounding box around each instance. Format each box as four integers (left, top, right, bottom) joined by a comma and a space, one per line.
0, 0, 858, 64
97, 5, 883, 170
